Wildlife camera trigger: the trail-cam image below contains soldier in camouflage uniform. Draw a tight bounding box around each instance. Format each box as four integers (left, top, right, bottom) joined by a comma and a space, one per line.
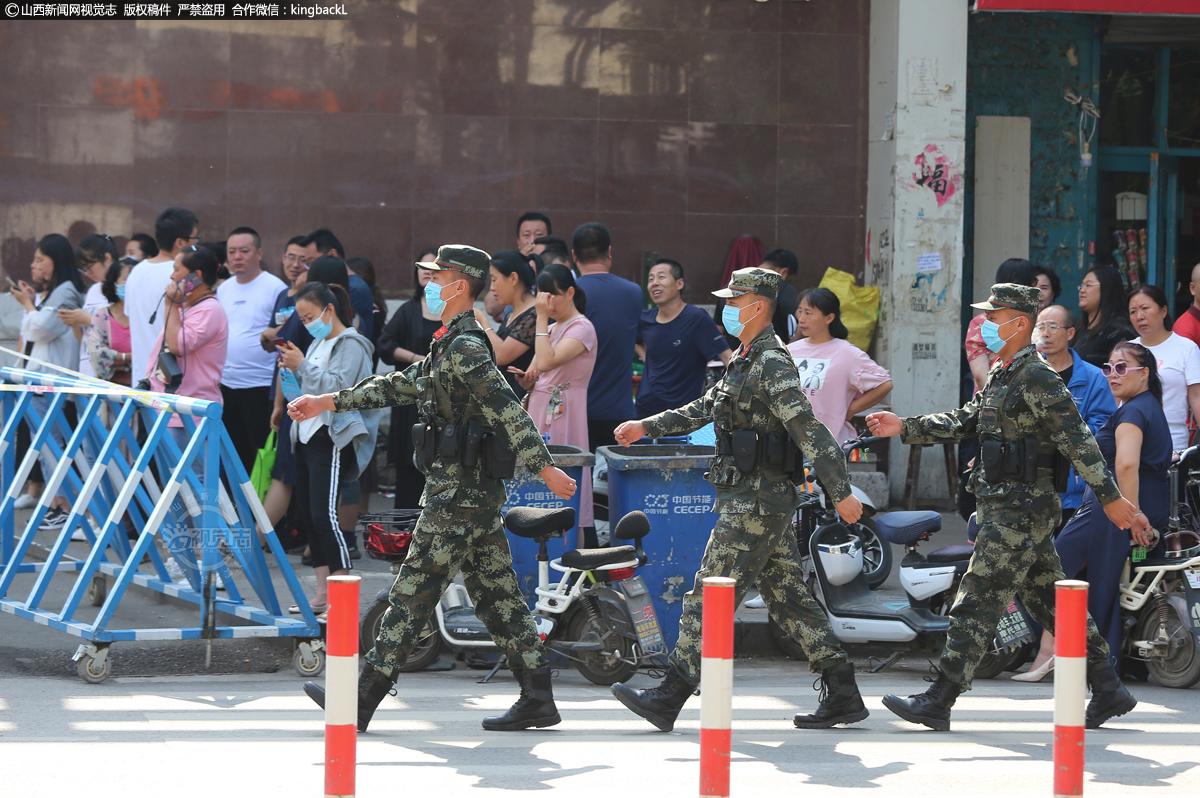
291, 244, 578, 733
610, 267, 870, 732
867, 283, 1141, 731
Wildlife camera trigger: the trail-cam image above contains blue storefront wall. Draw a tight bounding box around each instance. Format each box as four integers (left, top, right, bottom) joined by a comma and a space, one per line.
964, 12, 1099, 322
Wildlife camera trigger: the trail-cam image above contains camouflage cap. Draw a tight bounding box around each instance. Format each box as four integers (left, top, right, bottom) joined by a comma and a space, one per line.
712, 267, 781, 300
971, 282, 1040, 315
420, 244, 490, 280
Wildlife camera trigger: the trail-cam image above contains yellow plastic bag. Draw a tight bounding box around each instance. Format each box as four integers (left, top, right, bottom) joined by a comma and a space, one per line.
818, 267, 880, 352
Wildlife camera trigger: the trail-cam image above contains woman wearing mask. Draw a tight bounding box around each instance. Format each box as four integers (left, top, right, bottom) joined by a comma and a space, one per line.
1075, 265, 1135, 369
479, 250, 538, 399
787, 288, 893, 443
88, 257, 136, 385
57, 234, 118, 378
1015, 342, 1168, 681
510, 264, 597, 545
1129, 285, 1200, 453
378, 248, 441, 510
278, 282, 376, 616
11, 234, 85, 528
273, 256, 368, 561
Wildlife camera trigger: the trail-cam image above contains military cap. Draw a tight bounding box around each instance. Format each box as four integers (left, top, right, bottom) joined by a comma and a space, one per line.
712, 267, 781, 300
971, 282, 1040, 315
420, 244, 490, 280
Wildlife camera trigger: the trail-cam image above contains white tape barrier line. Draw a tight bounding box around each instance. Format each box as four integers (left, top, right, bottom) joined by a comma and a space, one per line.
325, 653, 359, 728
700, 657, 733, 731
1054, 655, 1087, 728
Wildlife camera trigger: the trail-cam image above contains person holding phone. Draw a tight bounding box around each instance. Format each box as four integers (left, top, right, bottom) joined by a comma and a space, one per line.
12, 234, 85, 529
276, 281, 377, 616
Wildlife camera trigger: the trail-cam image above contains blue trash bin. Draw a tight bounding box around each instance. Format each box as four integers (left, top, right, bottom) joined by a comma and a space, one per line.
502, 445, 594, 602
598, 444, 717, 650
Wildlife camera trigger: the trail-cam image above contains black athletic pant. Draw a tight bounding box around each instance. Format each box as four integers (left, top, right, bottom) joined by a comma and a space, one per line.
294, 429, 353, 572
219, 384, 273, 475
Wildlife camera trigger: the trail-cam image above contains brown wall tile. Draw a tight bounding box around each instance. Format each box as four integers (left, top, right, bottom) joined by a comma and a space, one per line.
777, 124, 864, 218
597, 120, 688, 213
599, 29, 689, 121
688, 30, 779, 125
687, 122, 778, 216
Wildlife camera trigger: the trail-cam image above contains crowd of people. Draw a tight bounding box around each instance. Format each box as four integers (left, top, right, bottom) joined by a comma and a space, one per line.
14, 204, 1195, 651
8, 206, 894, 613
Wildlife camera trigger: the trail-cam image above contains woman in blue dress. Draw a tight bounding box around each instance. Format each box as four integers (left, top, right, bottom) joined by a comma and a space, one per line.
1015, 341, 1169, 681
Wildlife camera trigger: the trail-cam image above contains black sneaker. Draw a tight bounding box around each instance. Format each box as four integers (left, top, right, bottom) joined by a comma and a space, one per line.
348, 544, 362, 561
39, 508, 68, 530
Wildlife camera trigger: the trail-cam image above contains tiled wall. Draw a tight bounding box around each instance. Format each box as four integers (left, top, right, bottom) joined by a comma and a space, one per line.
0, 0, 868, 301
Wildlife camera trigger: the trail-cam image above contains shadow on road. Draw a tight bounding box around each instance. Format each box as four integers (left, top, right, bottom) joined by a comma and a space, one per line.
665, 737, 912, 790
365, 739, 612, 791
945, 739, 1199, 787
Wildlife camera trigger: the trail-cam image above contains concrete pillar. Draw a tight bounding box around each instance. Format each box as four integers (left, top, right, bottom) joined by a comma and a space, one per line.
866, 0, 968, 503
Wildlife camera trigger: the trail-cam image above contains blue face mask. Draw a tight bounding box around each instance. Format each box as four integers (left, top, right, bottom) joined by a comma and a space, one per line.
424, 279, 462, 316
721, 301, 760, 338
115, 284, 126, 301
304, 307, 333, 340
980, 317, 1019, 353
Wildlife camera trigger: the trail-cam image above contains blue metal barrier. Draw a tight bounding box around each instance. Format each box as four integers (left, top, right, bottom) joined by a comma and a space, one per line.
0, 367, 324, 682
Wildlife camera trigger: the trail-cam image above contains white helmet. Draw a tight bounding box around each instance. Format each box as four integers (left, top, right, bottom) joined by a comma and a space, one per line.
816, 527, 863, 587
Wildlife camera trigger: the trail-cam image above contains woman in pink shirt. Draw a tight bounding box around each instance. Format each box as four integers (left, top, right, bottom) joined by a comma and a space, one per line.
787, 288, 892, 445
146, 246, 229, 430
511, 264, 597, 542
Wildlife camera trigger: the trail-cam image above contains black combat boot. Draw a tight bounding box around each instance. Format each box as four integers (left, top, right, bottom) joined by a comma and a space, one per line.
881, 667, 963, 731
304, 660, 396, 733
482, 665, 562, 731
611, 663, 697, 732
793, 661, 870, 729
1085, 661, 1137, 729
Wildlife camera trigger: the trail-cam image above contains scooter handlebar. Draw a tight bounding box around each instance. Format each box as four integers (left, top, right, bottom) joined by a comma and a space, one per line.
842, 436, 886, 453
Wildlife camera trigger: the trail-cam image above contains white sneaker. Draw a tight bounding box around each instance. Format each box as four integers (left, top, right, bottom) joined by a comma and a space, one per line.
13, 494, 36, 509
743, 594, 767, 609
71, 529, 88, 542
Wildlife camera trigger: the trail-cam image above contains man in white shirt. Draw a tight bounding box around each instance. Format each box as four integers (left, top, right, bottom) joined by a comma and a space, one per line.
126, 207, 199, 386
217, 226, 286, 472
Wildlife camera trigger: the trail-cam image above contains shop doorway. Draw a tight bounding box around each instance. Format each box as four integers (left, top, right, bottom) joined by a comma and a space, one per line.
1096, 43, 1200, 313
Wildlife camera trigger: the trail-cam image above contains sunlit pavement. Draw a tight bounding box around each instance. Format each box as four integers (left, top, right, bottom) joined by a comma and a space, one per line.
2, 660, 1197, 797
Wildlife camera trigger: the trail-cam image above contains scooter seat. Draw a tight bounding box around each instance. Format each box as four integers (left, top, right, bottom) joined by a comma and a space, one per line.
505, 506, 576, 539
874, 511, 942, 545
561, 545, 637, 570
928, 544, 974, 563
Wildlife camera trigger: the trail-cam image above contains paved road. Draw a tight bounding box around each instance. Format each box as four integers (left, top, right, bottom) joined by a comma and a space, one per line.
2, 661, 1197, 797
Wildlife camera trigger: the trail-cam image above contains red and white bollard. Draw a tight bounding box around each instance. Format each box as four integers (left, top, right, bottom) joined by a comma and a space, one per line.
1054, 579, 1088, 798
325, 575, 361, 798
699, 576, 736, 798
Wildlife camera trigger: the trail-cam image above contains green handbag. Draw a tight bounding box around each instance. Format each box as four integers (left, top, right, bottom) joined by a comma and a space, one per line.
250, 429, 277, 501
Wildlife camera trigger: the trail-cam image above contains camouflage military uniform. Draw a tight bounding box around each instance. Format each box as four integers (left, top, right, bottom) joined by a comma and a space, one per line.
333, 309, 555, 676
642, 312, 855, 682
902, 343, 1121, 688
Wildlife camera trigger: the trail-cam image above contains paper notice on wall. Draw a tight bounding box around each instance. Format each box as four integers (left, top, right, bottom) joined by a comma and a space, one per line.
917, 253, 942, 273
908, 58, 938, 106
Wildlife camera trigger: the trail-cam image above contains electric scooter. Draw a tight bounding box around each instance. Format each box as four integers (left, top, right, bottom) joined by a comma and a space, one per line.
773, 437, 1012, 677
358, 507, 668, 686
